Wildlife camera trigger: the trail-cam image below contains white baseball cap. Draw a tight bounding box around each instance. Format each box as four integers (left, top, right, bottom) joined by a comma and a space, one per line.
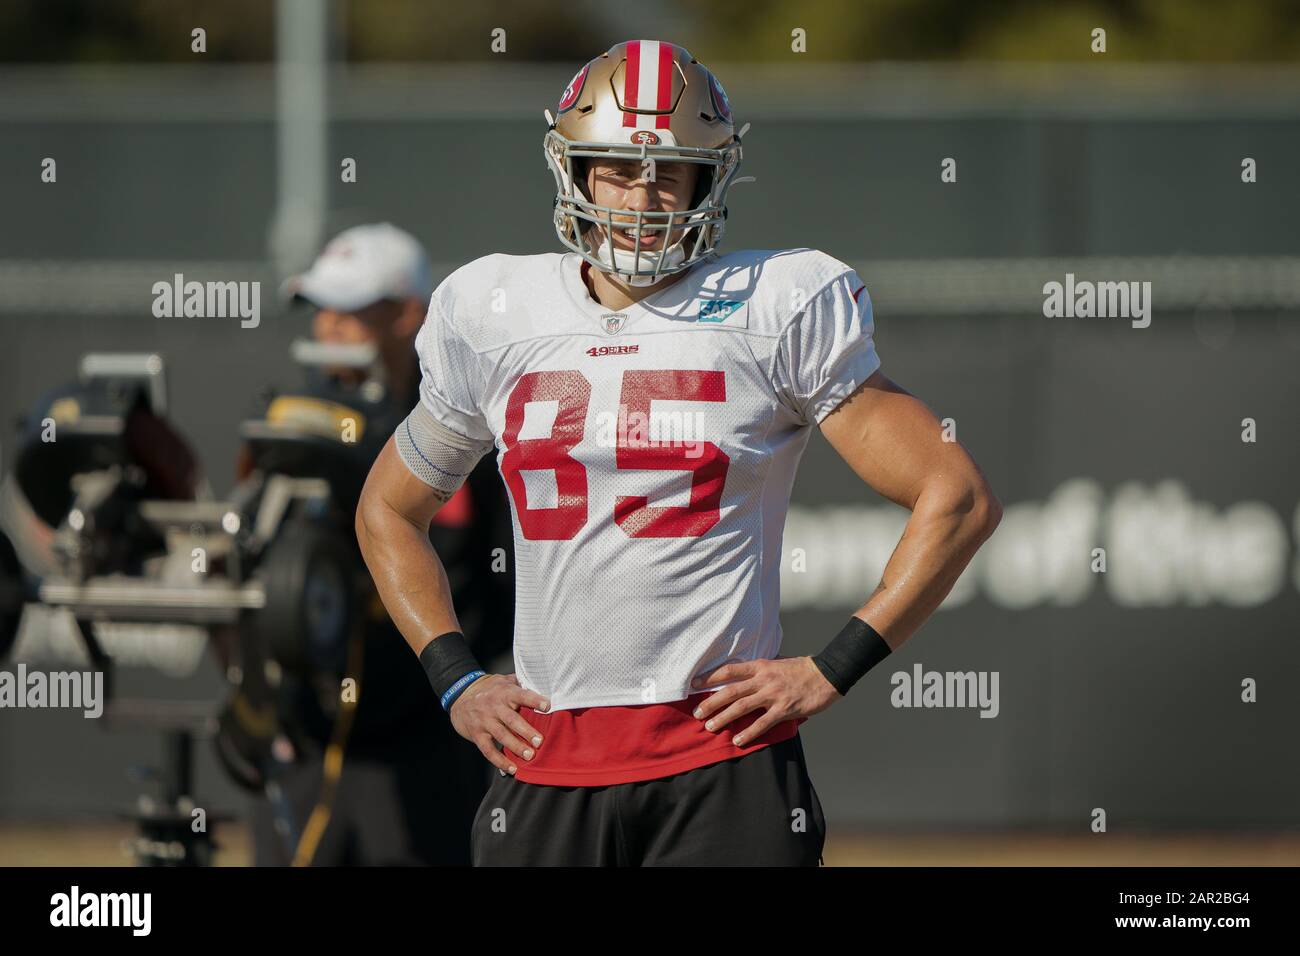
283, 222, 434, 312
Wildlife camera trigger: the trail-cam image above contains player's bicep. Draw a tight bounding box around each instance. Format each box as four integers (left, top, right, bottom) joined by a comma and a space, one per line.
358, 437, 443, 534
818, 370, 979, 512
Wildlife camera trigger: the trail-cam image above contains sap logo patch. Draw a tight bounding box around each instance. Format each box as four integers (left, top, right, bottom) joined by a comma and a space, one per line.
695, 299, 747, 326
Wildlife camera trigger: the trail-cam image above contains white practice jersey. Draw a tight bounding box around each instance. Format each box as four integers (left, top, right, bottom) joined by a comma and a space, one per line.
414, 248, 880, 711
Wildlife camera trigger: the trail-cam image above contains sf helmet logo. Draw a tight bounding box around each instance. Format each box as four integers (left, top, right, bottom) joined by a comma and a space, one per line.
629, 130, 660, 146
558, 65, 589, 113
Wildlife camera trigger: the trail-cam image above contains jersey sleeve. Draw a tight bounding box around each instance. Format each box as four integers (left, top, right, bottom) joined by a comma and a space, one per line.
413, 293, 496, 445
775, 268, 881, 425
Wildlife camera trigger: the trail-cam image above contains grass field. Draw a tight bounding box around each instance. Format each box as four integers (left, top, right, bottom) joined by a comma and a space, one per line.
3, 822, 1298, 866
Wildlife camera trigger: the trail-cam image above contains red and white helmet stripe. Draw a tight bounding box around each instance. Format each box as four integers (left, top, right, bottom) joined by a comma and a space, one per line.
622, 39, 674, 130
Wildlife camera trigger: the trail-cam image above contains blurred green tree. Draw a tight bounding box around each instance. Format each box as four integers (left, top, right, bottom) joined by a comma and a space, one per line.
1, 0, 1297, 62
0, 0, 603, 62
682, 0, 1300, 62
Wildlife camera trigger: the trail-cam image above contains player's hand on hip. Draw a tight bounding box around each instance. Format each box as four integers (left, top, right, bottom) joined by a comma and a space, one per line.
691, 657, 840, 746
449, 673, 550, 775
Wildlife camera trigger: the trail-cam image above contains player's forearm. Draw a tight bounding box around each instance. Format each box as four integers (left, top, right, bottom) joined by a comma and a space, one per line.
355, 500, 462, 656
855, 476, 1001, 647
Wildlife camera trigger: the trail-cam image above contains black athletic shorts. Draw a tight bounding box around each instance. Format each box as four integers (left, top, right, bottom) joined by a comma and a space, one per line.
471, 732, 827, 866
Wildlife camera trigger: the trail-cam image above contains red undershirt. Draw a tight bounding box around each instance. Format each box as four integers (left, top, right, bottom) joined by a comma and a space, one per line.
513, 695, 804, 787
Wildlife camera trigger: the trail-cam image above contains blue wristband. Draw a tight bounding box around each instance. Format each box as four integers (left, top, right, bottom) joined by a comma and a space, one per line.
440, 669, 486, 711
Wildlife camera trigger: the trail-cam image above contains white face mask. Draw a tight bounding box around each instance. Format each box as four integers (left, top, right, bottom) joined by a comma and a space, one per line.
545, 129, 743, 288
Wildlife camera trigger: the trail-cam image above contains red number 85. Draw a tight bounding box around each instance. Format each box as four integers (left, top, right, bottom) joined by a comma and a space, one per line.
499, 369, 729, 540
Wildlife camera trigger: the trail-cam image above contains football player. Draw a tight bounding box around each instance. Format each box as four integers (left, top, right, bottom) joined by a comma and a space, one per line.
356, 40, 1001, 865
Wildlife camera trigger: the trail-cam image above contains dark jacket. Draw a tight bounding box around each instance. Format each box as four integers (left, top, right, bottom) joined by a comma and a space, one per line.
287, 364, 515, 759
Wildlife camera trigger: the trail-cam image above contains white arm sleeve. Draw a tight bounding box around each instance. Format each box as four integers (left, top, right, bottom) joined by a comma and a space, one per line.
776, 268, 881, 425
413, 293, 495, 444
394, 401, 493, 497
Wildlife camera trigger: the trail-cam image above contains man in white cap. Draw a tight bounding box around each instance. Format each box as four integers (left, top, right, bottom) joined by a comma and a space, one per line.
284, 222, 436, 408
245, 223, 514, 865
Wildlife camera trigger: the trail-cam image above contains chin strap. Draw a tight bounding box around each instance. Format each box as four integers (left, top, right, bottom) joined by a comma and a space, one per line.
591, 235, 688, 286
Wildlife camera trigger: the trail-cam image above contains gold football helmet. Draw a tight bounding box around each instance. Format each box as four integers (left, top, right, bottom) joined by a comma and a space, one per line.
544, 40, 745, 286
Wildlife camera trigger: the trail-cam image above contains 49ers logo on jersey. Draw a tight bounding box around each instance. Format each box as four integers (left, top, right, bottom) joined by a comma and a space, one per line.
558, 64, 589, 113
630, 130, 660, 146
586, 344, 639, 357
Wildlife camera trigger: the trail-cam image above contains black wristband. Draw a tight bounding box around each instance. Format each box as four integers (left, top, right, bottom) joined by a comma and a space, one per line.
419, 631, 486, 711
812, 617, 892, 696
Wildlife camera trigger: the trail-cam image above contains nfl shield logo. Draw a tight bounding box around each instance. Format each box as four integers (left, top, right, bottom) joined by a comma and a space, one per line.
601, 312, 628, 335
